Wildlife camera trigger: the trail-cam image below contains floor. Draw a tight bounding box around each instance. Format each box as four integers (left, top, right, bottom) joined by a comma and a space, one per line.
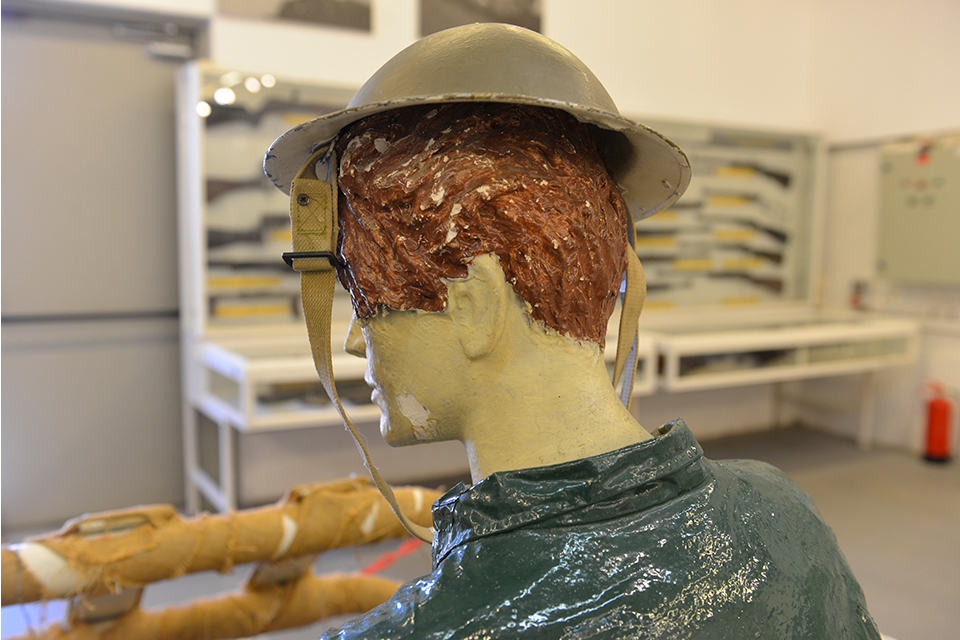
3, 426, 957, 639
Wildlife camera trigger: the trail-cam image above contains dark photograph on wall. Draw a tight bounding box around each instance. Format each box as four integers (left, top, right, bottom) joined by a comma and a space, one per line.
421, 0, 541, 36
219, 0, 373, 32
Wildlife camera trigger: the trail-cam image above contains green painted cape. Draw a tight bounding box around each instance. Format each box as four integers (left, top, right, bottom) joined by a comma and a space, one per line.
323, 420, 880, 639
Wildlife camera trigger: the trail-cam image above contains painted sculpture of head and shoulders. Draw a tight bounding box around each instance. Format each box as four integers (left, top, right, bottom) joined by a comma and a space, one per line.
266, 23, 881, 639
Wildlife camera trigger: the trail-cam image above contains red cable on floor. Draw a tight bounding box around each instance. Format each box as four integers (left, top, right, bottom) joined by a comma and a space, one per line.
361, 538, 426, 575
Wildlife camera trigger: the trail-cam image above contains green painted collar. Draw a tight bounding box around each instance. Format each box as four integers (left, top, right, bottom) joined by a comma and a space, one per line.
433, 419, 708, 564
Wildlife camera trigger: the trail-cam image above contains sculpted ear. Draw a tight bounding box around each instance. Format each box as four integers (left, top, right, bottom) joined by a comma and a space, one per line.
447, 254, 507, 359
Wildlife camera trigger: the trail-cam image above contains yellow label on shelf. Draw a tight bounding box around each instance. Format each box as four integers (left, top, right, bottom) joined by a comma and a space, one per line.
673, 259, 713, 271
708, 194, 752, 207
714, 166, 757, 179
214, 304, 290, 318
722, 296, 761, 306
635, 236, 677, 248
713, 228, 756, 242
643, 300, 676, 310
270, 229, 293, 242
208, 275, 283, 289
723, 257, 765, 270
651, 209, 678, 220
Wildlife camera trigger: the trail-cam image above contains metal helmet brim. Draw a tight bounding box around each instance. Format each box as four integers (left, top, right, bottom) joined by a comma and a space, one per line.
264, 23, 690, 220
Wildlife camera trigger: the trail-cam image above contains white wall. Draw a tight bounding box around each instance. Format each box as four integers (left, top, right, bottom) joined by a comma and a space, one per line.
208, 3, 417, 88
547, 0, 816, 131
803, 0, 960, 449
210, 0, 818, 132
811, 0, 960, 143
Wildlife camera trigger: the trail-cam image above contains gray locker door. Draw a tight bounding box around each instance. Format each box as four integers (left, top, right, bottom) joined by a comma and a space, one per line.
2, 13, 187, 529
877, 136, 960, 287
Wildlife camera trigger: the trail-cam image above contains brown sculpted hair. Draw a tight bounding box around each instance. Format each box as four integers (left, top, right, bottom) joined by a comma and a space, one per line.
335, 102, 629, 346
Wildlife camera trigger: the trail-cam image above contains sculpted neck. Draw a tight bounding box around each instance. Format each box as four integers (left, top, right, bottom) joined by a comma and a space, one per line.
459, 294, 651, 483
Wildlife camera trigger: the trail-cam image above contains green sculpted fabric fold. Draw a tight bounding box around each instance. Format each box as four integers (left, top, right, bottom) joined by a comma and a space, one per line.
322, 419, 881, 639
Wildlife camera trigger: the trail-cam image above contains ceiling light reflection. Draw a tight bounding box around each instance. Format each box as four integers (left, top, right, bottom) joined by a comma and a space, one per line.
196, 101, 212, 117
244, 77, 262, 93
219, 70, 243, 87
214, 87, 236, 105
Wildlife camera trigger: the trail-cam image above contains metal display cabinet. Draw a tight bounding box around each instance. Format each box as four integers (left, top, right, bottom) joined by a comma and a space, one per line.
657, 314, 918, 391
636, 119, 919, 446
636, 119, 821, 310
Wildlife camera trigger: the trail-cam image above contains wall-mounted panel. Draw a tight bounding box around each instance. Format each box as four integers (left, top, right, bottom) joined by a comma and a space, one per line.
877, 134, 960, 286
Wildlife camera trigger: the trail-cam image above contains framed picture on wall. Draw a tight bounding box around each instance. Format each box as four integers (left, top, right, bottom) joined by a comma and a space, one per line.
219, 0, 373, 32
420, 0, 541, 36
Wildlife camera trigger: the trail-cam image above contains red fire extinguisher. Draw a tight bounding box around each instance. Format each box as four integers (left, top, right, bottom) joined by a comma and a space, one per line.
924, 381, 955, 463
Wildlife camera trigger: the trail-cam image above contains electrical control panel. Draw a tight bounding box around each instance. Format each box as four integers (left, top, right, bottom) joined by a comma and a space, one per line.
878, 134, 960, 286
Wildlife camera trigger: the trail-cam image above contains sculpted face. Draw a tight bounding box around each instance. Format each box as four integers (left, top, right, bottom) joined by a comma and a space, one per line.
346, 308, 462, 446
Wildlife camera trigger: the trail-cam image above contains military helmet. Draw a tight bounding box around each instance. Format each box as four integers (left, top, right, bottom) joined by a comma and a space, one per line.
264, 22, 690, 220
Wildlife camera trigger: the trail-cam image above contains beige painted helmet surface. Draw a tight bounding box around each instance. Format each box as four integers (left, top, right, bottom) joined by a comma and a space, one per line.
263, 22, 690, 219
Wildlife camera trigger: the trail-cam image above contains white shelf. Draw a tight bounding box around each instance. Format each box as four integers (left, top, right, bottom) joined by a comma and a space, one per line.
196, 331, 374, 432
656, 313, 919, 392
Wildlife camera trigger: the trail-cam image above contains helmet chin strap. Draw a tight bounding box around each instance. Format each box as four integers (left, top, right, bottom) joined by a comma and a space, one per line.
613, 216, 646, 410
283, 145, 434, 544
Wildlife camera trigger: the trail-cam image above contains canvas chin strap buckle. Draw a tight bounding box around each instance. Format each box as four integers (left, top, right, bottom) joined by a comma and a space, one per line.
282, 251, 344, 271
286, 145, 339, 270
